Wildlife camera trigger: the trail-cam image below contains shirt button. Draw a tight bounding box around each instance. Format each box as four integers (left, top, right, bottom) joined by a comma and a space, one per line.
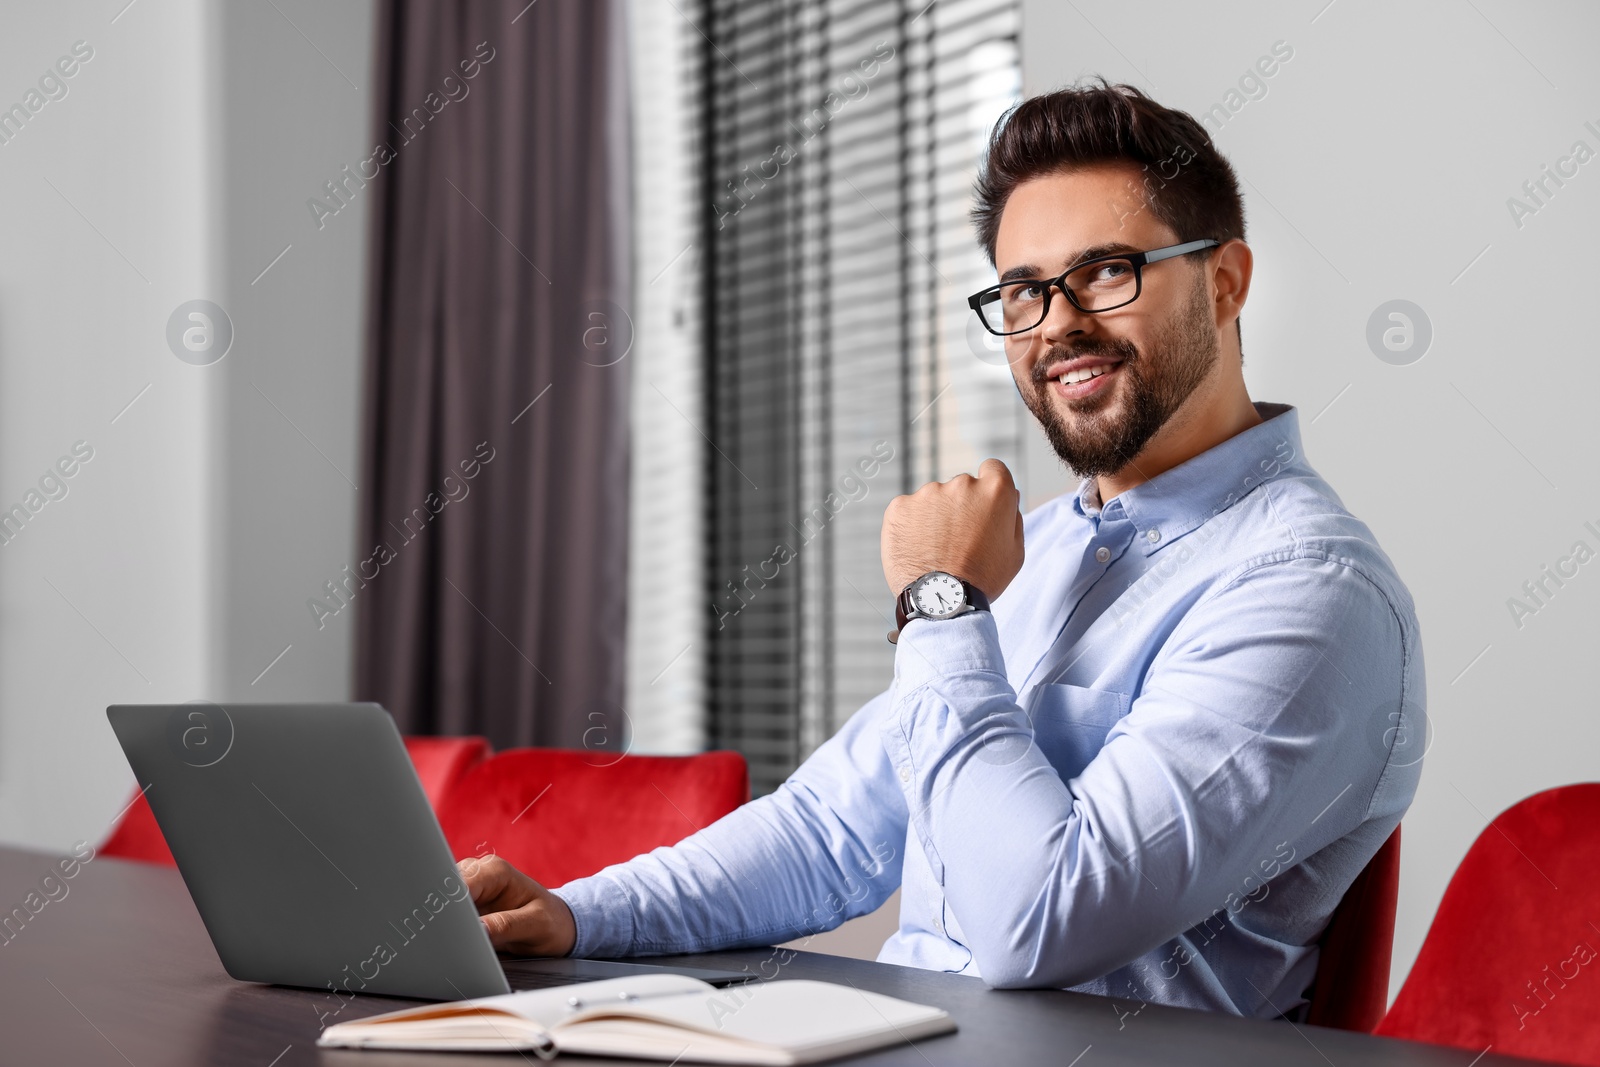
898, 766, 911, 783
1094, 546, 1111, 563
1146, 529, 1161, 543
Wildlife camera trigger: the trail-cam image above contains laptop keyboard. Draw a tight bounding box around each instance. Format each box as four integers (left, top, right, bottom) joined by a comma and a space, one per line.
499, 957, 756, 990
504, 968, 590, 990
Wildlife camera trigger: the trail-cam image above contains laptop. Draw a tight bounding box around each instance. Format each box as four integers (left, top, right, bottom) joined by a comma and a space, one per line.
107, 702, 755, 1001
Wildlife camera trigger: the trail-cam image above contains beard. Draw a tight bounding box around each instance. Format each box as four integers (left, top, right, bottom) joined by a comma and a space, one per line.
1017, 268, 1220, 478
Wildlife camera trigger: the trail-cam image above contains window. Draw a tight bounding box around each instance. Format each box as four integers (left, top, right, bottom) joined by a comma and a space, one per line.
698, 0, 1029, 795
627, 0, 1036, 795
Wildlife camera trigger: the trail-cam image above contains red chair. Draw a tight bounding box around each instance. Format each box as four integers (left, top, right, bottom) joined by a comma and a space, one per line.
403, 735, 494, 811
100, 734, 493, 865
98, 785, 180, 866
435, 747, 750, 887
1304, 825, 1403, 1030
1376, 784, 1600, 1065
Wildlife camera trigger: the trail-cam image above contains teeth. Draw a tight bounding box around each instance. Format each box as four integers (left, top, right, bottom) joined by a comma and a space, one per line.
1059, 364, 1114, 385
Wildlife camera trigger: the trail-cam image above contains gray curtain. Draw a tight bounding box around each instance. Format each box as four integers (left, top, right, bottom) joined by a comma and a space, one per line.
355, 0, 631, 750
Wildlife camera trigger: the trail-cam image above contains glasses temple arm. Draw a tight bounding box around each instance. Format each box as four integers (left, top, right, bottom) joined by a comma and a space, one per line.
1141, 238, 1221, 265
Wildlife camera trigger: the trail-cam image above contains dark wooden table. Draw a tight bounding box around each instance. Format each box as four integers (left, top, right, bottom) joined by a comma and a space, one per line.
0, 845, 1541, 1065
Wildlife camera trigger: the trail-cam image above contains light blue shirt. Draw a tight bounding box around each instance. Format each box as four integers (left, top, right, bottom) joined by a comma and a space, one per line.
553, 402, 1426, 1017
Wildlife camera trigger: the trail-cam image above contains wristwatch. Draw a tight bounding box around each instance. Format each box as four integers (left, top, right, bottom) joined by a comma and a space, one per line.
888, 571, 991, 644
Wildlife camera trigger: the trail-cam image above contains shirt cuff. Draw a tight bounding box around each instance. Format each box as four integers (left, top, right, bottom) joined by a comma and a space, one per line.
550, 873, 637, 959
892, 608, 1007, 694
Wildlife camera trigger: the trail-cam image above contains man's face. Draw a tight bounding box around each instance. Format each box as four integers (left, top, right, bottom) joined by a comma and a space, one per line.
993, 164, 1222, 478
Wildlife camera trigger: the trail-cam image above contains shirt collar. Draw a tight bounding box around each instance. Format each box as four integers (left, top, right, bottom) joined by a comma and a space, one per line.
1069, 402, 1305, 554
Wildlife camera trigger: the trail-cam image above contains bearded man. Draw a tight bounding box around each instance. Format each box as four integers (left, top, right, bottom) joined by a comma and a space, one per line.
462, 78, 1425, 1022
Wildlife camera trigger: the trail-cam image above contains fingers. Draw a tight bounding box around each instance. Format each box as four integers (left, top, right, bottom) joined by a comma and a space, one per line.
974, 458, 1018, 505
456, 853, 492, 887
906, 458, 1013, 496
977, 457, 1014, 486
455, 855, 575, 956
456, 854, 532, 913
880, 456, 1024, 599
477, 885, 579, 957
479, 897, 549, 953
977, 459, 1020, 515
455, 854, 500, 905
479, 903, 530, 951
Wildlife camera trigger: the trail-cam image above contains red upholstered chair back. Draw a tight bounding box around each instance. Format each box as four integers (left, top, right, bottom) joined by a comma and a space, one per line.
403, 735, 494, 810
98, 786, 178, 866
99, 734, 493, 865
1377, 784, 1600, 1065
435, 747, 751, 887
1305, 825, 1402, 1031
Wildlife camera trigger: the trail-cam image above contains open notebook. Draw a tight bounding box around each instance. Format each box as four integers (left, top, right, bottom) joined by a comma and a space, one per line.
317, 973, 956, 1064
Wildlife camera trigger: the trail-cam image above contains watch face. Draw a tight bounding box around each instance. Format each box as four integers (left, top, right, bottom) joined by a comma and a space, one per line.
912, 572, 965, 618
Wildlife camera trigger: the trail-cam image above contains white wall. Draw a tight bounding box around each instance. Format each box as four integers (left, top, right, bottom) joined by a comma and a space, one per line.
1020, 0, 1600, 998
206, 0, 373, 705
0, 0, 373, 851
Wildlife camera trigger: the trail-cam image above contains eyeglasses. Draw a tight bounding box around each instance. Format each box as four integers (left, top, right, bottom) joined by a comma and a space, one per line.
967, 238, 1221, 336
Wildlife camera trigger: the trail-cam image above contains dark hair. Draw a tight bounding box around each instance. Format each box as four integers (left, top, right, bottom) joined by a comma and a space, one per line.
971, 77, 1246, 267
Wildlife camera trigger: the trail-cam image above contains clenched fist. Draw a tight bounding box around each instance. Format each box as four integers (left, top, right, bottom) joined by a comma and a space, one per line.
881, 458, 1025, 600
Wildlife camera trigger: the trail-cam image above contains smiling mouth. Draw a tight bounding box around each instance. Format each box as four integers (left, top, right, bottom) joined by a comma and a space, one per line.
1056, 362, 1121, 386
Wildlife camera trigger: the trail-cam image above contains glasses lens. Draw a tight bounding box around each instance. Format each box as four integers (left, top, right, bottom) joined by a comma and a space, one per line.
1063, 257, 1138, 311
975, 257, 1143, 334
979, 281, 1049, 334
974, 290, 1008, 333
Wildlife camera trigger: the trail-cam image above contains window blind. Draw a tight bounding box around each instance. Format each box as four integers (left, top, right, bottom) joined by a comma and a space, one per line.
698, 0, 1025, 795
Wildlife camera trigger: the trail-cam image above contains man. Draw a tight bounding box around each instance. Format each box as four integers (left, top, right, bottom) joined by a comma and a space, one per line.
462, 79, 1425, 1019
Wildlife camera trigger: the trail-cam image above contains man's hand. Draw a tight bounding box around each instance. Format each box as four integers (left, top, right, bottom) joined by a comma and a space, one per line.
881, 457, 1025, 600
457, 854, 577, 956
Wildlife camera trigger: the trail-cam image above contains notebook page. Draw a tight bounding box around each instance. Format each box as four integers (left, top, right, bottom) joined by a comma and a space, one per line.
555, 979, 955, 1063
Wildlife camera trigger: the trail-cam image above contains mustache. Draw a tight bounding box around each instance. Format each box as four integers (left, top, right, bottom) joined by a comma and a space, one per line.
1029, 338, 1139, 386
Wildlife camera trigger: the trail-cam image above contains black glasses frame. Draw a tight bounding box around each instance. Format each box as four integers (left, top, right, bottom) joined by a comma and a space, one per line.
967, 238, 1222, 336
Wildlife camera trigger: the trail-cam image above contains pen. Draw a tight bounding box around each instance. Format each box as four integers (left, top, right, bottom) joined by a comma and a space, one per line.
565, 988, 683, 1012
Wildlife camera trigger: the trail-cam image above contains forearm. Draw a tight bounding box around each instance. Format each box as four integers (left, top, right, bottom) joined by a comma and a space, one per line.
554, 695, 908, 958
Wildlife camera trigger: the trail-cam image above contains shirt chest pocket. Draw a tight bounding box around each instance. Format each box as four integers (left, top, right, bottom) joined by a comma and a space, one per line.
1027, 683, 1130, 782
